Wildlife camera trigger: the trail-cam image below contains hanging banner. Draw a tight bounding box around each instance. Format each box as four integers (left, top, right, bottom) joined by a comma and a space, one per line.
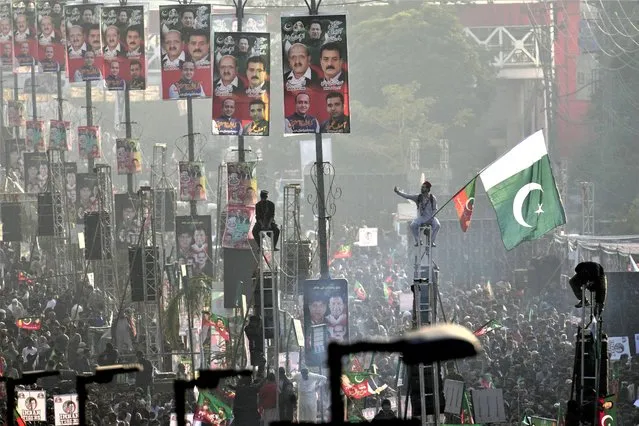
36, 0, 66, 72
26, 119, 47, 151
222, 205, 254, 250
101, 5, 145, 90
176, 215, 213, 277
210, 13, 266, 33
114, 193, 140, 248
116, 138, 141, 174
211, 32, 270, 136
12, 0, 38, 72
159, 4, 211, 100
178, 161, 206, 201
53, 394, 79, 425
222, 161, 256, 249
17, 390, 47, 421
7, 100, 25, 126
0, 1, 13, 70
281, 15, 350, 134
75, 172, 98, 222
303, 278, 349, 366
23, 151, 48, 193
608, 336, 631, 360
77, 125, 101, 159
64, 3, 104, 82
64, 161, 77, 206
5, 139, 24, 180
49, 120, 71, 150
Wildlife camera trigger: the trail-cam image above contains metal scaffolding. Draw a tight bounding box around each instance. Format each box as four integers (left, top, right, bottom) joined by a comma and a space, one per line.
281, 184, 301, 295
581, 181, 595, 236
94, 164, 119, 300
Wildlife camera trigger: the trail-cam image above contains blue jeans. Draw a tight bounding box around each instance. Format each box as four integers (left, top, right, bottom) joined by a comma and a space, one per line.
410, 216, 440, 244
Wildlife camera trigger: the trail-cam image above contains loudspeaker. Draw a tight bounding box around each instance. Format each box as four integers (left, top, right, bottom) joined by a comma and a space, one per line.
37, 192, 55, 236
411, 284, 432, 326
154, 189, 176, 231
0, 202, 22, 241
408, 363, 446, 417
129, 246, 159, 302
574, 330, 609, 424
252, 272, 274, 338
84, 212, 111, 260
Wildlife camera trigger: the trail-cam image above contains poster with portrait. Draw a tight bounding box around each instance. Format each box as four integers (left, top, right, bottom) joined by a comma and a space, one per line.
101, 5, 145, 90
0, 1, 13, 70
212, 32, 269, 136
303, 278, 349, 366
226, 161, 257, 206
53, 393, 79, 425
77, 125, 101, 158
36, 0, 66, 72
7, 100, 25, 126
159, 4, 211, 100
210, 12, 266, 33
178, 161, 206, 201
114, 193, 140, 248
23, 151, 48, 193
64, 3, 104, 82
75, 172, 98, 222
221, 205, 254, 250
26, 119, 46, 151
176, 215, 213, 277
281, 15, 350, 134
12, 0, 37, 72
63, 161, 76, 206
116, 138, 141, 174
17, 390, 46, 421
5, 138, 24, 180
49, 119, 70, 150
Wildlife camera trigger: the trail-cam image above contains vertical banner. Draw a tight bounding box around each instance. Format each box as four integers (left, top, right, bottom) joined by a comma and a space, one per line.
178, 161, 206, 201
114, 193, 140, 248
212, 32, 270, 136
49, 119, 71, 150
303, 278, 349, 366
101, 5, 145, 90
222, 162, 256, 249
116, 138, 141, 174
77, 125, 101, 158
176, 215, 213, 276
64, 161, 76, 206
17, 390, 47, 421
64, 3, 103, 82
23, 151, 48, 193
75, 172, 98, 222
53, 394, 79, 425
0, 1, 13, 69
36, 0, 66, 72
7, 100, 25, 126
26, 119, 47, 151
281, 15, 350, 134
5, 139, 24, 181
159, 4, 211, 100
13, 0, 37, 72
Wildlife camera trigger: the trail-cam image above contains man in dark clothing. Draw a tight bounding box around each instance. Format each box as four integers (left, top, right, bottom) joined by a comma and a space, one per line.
373, 398, 397, 421
252, 190, 280, 251
97, 342, 119, 365
135, 350, 154, 390
233, 375, 262, 426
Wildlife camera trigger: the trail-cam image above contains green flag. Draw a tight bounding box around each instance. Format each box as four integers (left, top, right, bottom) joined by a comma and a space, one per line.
193, 390, 233, 424
479, 131, 565, 250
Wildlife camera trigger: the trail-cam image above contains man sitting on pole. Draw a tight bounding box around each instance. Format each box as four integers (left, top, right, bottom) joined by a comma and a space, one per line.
394, 180, 440, 247
252, 190, 280, 251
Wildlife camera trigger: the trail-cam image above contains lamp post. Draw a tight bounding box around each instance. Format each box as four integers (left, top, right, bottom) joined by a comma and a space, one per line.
2, 370, 60, 425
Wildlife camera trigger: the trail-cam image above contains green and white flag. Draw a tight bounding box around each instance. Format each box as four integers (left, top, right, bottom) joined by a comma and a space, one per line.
479, 131, 565, 250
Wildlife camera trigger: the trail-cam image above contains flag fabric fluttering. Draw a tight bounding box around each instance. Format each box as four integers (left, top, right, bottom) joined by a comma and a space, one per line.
354, 281, 367, 301
479, 131, 565, 250
202, 312, 230, 341
15, 317, 42, 331
15, 408, 26, 426
333, 244, 352, 259
193, 390, 233, 425
342, 372, 387, 399
453, 177, 477, 232
473, 319, 503, 337
460, 388, 475, 423
383, 282, 394, 305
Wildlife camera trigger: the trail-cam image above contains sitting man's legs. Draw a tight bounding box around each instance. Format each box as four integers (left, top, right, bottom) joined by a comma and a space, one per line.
252, 222, 263, 246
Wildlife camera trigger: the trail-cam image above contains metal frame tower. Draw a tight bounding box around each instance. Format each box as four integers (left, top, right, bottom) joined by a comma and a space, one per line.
94, 164, 119, 299
281, 184, 301, 295
438, 139, 450, 195
581, 181, 595, 235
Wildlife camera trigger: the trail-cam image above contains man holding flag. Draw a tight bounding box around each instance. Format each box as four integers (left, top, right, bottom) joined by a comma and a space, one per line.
394, 181, 440, 247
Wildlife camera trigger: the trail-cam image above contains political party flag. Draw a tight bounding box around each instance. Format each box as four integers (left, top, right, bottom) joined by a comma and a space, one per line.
383, 282, 394, 305
349, 356, 364, 372
460, 388, 475, 423
479, 131, 565, 250
333, 244, 352, 259
211, 314, 230, 341
354, 281, 367, 301
193, 390, 233, 424
599, 395, 616, 426
342, 372, 387, 399
15, 318, 42, 331
453, 178, 476, 232
15, 408, 26, 426
473, 319, 502, 337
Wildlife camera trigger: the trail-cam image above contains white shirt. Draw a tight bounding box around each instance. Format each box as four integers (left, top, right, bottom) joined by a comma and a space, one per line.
292, 372, 326, 395
14, 29, 30, 41
321, 72, 344, 89
0, 32, 11, 42
38, 32, 55, 44
194, 55, 210, 67
68, 44, 87, 58
103, 44, 121, 58
286, 67, 312, 90
162, 51, 185, 69
215, 76, 239, 96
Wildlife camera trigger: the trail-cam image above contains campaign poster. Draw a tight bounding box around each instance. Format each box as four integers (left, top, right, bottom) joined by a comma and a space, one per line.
210, 13, 266, 34
221, 205, 254, 250
12, 0, 37, 72
116, 138, 141, 174
7, 100, 25, 126
226, 161, 257, 207
64, 3, 104, 82
212, 32, 269, 136
63, 161, 76, 206
281, 15, 350, 134
159, 4, 211, 100
26, 119, 46, 151
77, 125, 101, 158
5, 138, 24, 180
101, 5, 145, 90
178, 161, 206, 201
53, 393, 79, 425
114, 193, 140, 248
169, 413, 194, 426
49, 119, 70, 150
17, 390, 46, 421
23, 151, 48, 193
36, 0, 66, 72
75, 172, 98, 222
176, 215, 213, 277
0, 1, 13, 70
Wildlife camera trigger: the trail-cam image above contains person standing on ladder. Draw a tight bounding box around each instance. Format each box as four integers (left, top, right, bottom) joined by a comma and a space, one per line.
394, 181, 440, 247
253, 190, 280, 251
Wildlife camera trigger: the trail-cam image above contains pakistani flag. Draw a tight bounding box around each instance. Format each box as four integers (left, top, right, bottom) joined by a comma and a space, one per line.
479, 131, 565, 250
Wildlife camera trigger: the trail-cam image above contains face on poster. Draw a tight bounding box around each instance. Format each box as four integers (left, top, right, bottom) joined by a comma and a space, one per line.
170, 413, 194, 426
65, 3, 103, 82
5, 139, 24, 175
0, 1, 13, 70
221, 205, 254, 249
176, 215, 213, 277
12, 0, 37, 71
212, 32, 270, 137
18, 390, 47, 421
76, 172, 98, 221
23, 151, 48, 193
115, 193, 140, 248
49, 119, 70, 150
64, 161, 76, 205
116, 138, 141, 174
178, 161, 206, 201
26, 119, 46, 151
159, 4, 211, 100
77, 125, 101, 159
226, 161, 256, 207
281, 15, 350, 134
36, 0, 66, 72
53, 393, 79, 425
7, 100, 25, 126
101, 5, 145, 91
